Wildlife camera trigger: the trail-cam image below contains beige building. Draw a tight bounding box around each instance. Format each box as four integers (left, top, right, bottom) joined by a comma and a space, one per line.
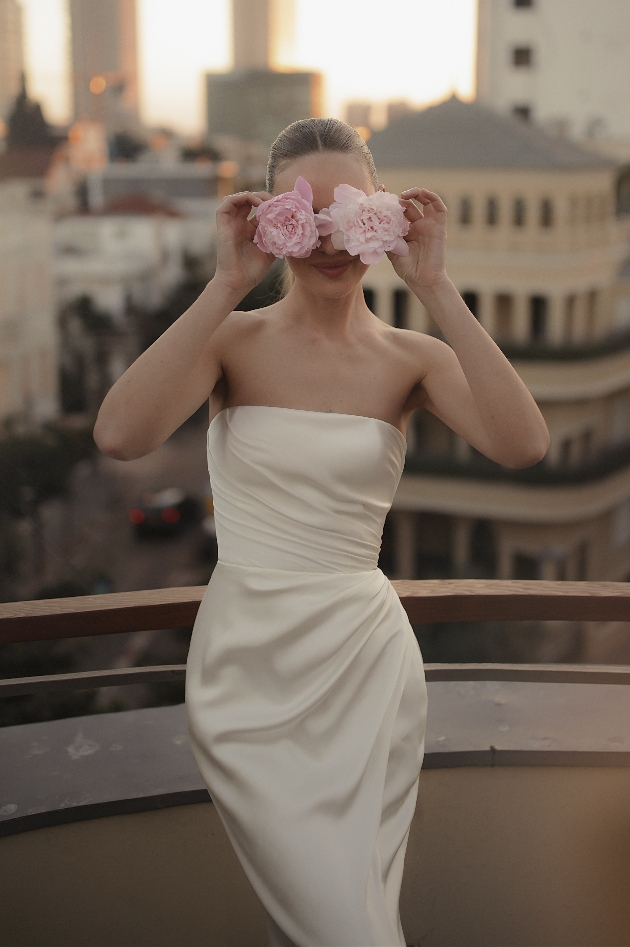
366, 96, 630, 584
476, 0, 630, 147
0, 0, 24, 121
0, 181, 58, 423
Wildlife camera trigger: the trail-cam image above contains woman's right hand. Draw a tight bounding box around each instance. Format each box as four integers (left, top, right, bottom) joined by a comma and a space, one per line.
214, 191, 275, 295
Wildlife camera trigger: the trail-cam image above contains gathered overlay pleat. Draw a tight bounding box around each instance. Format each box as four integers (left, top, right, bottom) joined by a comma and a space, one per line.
185, 407, 427, 947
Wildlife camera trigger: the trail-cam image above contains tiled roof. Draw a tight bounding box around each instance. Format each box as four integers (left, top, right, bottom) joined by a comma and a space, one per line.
368, 96, 613, 170
98, 195, 183, 218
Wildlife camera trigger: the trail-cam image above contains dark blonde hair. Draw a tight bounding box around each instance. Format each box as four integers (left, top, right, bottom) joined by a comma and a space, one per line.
266, 118, 378, 194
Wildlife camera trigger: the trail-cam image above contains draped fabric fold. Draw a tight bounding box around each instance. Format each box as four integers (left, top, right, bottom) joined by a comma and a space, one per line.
186, 406, 427, 947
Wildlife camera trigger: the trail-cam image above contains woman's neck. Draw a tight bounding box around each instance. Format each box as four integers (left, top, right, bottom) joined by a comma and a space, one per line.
281, 281, 369, 338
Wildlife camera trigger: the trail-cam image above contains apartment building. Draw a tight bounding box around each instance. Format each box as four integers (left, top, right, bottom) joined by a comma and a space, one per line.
476, 0, 630, 149
367, 96, 630, 584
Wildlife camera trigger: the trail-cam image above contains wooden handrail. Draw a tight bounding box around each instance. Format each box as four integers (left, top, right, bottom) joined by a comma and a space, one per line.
2, 580, 630, 645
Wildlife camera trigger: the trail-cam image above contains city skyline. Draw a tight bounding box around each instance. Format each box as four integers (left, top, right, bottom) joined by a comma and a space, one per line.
18, 0, 477, 133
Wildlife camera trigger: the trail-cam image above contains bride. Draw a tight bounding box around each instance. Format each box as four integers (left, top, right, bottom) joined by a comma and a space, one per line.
94, 118, 548, 947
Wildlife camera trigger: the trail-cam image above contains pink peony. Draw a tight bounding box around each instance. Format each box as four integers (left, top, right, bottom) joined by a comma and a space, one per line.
317, 185, 410, 265
254, 176, 322, 258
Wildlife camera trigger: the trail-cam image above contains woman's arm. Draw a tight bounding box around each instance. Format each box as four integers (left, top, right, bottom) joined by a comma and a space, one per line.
392, 188, 549, 469
93, 191, 273, 460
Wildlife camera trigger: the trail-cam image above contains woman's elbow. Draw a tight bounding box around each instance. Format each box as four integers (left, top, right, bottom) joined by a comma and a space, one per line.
504, 430, 550, 469
93, 417, 133, 461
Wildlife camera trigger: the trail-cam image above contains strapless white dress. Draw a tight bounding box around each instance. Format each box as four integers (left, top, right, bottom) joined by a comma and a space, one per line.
185, 406, 427, 947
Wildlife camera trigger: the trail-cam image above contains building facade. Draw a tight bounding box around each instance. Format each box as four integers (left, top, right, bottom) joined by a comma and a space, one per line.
367, 96, 630, 585
54, 201, 186, 321
0, 182, 58, 423
0, 0, 24, 121
68, 0, 140, 132
206, 0, 321, 148
476, 0, 630, 145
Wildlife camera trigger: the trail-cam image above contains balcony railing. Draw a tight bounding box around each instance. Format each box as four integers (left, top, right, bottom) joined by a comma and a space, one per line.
405, 441, 630, 485
2, 580, 630, 699
2, 581, 630, 947
499, 328, 630, 361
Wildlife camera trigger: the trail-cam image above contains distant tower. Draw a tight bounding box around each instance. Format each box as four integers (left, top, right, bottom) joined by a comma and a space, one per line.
69, 0, 140, 132
0, 0, 24, 121
232, 0, 295, 69
476, 0, 630, 144
207, 0, 321, 148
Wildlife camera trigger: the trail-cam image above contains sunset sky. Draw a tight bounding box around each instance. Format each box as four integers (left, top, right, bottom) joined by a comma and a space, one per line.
19, 0, 478, 133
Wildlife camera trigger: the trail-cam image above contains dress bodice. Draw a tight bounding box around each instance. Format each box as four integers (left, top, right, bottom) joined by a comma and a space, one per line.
207, 405, 406, 574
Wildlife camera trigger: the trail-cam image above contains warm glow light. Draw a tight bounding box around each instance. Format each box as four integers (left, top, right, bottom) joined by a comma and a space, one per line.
20, 0, 477, 133
89, 75, 107, 95
218, 160, 239, 177
354, 126, 371, 142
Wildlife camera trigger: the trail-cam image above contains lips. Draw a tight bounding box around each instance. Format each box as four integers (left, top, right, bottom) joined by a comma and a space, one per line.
313, 260, 352, 279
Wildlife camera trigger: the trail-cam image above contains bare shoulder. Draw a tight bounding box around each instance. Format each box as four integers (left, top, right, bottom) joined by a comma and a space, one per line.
210, 304, 280, 353
376, 321, 454, 374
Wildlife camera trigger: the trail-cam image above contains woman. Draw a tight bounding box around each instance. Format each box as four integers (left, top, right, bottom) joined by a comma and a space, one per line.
94, 118, 548, 947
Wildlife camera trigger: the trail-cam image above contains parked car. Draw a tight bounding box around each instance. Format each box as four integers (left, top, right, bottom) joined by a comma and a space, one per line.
129, 488, 200, 537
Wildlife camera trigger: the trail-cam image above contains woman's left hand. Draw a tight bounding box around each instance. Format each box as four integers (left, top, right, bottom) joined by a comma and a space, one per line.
388, 188, 448, 290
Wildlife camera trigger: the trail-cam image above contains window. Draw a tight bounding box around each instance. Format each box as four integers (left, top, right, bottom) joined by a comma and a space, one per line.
513, 197, 526, 227
559, 438, 572, 467
486, 196, 499, 226
513, 553, 539, 580
513, 47, 533, 67
363, 287, 376, 313
495, 294, 513, 339
513, 105, 531, 121
462, 291, 478, 318
540, 198, 554, 228
393, 288, 409, 329
530, 295, 547, 342
576, 542, 588, 581
586, 290, 597, 337
563, 295, 575, 342
459, 197, 472, 225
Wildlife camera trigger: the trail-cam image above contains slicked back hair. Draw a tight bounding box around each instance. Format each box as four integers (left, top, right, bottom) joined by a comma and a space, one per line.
266, 118, 378, 194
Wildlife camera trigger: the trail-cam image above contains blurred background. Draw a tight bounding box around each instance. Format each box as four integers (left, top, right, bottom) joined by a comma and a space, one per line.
1, 0, 630, 725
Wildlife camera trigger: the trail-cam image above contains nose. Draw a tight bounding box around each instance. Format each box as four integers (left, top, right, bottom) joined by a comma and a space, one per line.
319, 233, 338, 255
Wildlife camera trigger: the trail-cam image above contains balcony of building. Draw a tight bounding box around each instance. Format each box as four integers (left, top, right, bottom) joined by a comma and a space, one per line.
1, 582, 629, 947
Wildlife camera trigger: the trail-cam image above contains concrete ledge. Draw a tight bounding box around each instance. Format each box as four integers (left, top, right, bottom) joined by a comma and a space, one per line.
2, 678, 630, 837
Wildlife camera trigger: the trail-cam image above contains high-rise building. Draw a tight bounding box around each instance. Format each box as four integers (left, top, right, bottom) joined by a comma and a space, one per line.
232, 0, 295, 70
0, 0, 24, 121
476, 0, 630, 146
69, 0, 140, 133
365, 96, 630, 604
206, 0, 321, 149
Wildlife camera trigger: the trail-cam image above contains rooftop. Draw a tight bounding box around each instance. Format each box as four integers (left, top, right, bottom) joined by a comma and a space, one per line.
368, 95, 615, 170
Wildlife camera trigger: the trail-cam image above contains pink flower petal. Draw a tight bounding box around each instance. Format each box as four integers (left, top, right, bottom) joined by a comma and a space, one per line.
314, 211, 335, 235
392, 237, 409, 256
333, 183, 367, 204
331, 230, 347, 251
294, 176, 313, 203
359, 248, 384, 264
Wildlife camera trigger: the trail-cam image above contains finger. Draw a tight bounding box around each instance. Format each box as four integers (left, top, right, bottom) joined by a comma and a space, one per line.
399, 197, 423, 223
401, 188, 447, 212
219, 191, 268, 210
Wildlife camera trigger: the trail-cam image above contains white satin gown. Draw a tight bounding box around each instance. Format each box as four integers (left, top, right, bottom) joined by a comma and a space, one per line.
186, 406, 427, 947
